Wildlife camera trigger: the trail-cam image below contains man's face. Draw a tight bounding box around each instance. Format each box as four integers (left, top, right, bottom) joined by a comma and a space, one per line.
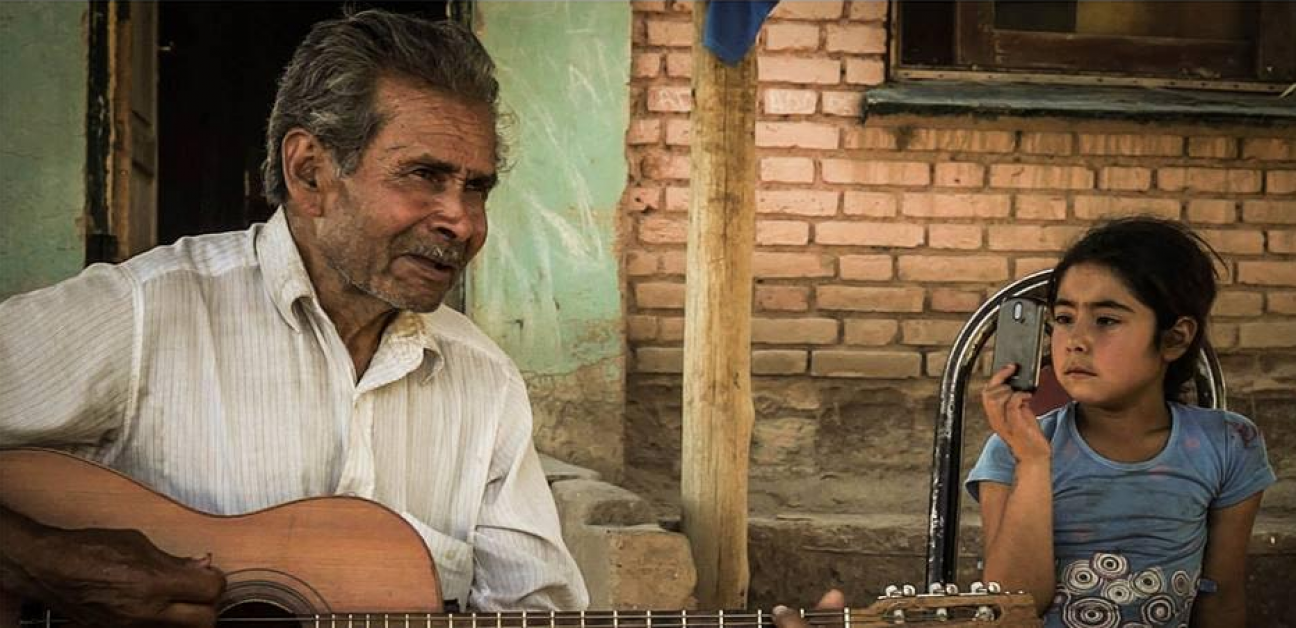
314, 76, 497, 313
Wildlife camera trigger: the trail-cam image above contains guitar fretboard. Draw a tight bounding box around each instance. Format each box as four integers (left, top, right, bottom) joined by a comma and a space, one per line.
22, 603, 1016, 628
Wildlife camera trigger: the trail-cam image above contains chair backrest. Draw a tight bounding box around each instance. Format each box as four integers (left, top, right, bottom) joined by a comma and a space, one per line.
923, 268, 1227, 586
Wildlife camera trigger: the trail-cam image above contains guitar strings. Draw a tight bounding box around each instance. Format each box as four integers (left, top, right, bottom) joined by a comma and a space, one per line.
208, 609, 990, 625
22, 608, 1001, 626
22, 611, 990, 626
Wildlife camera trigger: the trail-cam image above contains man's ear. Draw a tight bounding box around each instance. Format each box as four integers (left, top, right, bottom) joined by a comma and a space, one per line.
282, 129, 328, 217
1161, 316, 1199, 362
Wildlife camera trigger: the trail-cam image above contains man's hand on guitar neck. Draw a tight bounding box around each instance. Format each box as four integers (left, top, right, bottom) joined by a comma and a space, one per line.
772, 589, 846, 628
0, 504, 226, 627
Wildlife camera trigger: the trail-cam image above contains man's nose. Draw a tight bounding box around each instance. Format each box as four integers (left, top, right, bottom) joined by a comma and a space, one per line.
424, 192, 478, 243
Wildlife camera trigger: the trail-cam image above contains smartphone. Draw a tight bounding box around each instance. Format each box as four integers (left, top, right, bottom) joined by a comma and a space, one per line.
992, 297, 1047, 392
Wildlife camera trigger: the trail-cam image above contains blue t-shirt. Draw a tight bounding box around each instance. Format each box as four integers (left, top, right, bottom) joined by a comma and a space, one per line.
966, 402, 1275, 627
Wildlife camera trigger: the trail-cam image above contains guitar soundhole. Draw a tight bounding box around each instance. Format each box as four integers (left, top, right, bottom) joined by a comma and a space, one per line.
220, 600, 304, 628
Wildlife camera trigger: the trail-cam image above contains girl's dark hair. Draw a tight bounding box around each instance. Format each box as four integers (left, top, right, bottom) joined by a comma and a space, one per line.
1046, 217, 1222, 401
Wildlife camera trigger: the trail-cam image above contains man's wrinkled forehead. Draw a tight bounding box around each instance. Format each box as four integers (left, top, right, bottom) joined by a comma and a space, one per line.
365, 77, 495, 154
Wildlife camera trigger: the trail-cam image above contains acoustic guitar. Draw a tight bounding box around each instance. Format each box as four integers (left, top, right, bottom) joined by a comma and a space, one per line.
0, 449, 1040, 627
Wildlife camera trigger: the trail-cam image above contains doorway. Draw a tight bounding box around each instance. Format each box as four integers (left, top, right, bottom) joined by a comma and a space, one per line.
155, 1, 451, 244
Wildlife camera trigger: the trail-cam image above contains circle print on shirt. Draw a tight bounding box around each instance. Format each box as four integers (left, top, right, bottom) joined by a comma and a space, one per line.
1140, 594, 1178, 624
1132, 567, 1164, 596
1063, 560, 1102, 592
1171, 570, 1194, 597
1091, 552, 1129, 579
1100, 580, 1136, 605
1063, 596, 1121, 628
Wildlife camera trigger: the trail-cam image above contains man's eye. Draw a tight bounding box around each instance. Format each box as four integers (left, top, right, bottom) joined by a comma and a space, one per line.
466, 176, 497, 194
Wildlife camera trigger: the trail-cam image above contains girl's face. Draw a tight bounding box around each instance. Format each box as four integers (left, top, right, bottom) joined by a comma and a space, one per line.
1049, 263, 1174, 411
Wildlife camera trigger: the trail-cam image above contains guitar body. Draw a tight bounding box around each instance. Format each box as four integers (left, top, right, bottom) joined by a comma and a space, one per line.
0, 448, 441, 624
0, 448, 1041, 628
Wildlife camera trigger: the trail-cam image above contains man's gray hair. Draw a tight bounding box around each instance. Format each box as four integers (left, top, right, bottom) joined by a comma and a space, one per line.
261, 9, 501, 206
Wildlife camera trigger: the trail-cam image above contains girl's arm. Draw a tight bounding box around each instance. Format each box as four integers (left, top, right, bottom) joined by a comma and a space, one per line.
979, 364, 1055, 616
1190, 492, 1264, 628
979, 469, 1055, 616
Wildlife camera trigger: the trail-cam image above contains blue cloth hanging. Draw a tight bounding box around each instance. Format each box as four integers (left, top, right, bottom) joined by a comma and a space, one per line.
703, 1, 780, 65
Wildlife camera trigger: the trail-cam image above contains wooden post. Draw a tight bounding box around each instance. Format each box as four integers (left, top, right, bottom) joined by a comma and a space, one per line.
681, 0, 758, 610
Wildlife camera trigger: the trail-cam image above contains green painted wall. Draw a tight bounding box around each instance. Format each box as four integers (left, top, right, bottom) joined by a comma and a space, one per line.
472, 2, 630, 477
0, 2, 88, 299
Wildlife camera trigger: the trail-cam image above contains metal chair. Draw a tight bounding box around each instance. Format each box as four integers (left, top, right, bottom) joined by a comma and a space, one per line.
922, 268, 1228, 586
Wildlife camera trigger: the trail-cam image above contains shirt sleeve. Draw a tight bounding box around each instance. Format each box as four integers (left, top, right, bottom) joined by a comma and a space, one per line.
1213, 413, 1277, 509
965, 433, 1018, 503
0, 263, 139, 449
468, 372, 590, 611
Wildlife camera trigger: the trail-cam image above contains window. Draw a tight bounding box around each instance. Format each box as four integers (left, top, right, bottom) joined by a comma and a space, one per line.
893, 1, 1295, 91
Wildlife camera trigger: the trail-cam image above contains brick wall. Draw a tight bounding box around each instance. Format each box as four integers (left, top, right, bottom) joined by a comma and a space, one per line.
622, 0, 1296, 518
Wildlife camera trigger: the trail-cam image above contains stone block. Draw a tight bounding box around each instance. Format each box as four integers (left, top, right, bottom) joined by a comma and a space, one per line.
551, 477, 697, 609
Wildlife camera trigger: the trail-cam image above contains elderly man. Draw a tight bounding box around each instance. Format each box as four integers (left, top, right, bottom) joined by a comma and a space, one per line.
0, 9, 587, 625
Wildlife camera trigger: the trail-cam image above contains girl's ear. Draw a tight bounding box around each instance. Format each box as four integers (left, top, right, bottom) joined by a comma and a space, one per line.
1160, 316, 1199, 362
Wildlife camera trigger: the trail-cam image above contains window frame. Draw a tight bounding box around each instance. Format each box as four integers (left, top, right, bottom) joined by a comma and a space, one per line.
890, 0, 1295, 94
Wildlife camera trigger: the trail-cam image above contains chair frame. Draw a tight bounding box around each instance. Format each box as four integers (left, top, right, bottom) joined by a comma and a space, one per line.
923, 268, 1228, 585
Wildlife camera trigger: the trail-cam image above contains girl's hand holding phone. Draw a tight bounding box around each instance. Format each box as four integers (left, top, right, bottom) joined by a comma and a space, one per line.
983, 363, 1051, 465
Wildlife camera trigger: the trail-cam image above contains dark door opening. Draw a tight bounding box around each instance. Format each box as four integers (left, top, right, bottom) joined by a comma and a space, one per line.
157, 1, 450, 244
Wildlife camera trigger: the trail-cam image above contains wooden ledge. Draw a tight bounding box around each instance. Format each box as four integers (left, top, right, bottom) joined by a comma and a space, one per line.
864, 81, 1296, 126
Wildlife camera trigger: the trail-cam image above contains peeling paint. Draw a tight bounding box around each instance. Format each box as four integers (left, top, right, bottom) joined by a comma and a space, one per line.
0, 3, 90, 298
471, 2, 631, 475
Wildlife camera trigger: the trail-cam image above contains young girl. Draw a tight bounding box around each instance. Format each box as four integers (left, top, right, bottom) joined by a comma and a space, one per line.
966, 217, 1275, 627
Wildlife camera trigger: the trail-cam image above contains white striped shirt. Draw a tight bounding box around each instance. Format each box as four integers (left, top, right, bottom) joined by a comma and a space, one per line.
0, 209, 589, 610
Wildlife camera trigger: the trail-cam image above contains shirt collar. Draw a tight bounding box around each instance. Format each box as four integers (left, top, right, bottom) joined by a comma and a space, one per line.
380, 310, 447, 385
255, 208, 446, 380
255, 208, 317, 333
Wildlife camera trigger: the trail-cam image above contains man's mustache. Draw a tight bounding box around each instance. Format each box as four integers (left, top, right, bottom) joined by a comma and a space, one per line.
399, 240, 468, 269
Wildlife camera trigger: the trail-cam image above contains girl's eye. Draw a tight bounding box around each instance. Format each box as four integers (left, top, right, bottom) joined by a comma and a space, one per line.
1052, 313, 1073, 325
1097, 316, 1120, 326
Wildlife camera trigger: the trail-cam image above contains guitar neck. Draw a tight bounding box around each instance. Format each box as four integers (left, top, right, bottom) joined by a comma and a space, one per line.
21, 601, 1038, 628
274, 594, 1038, 628
16, 610, 789, 628
277, 610, 823, 628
